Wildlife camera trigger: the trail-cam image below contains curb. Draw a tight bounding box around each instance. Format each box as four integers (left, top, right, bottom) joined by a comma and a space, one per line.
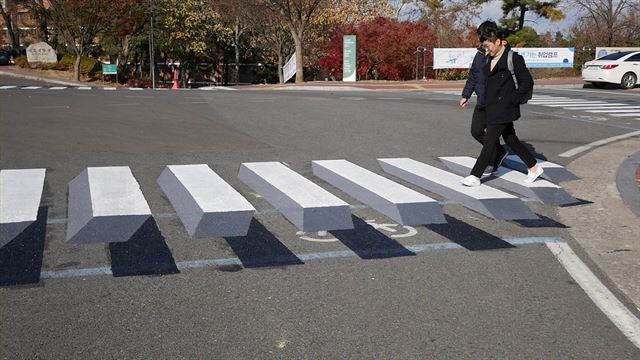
617, 151, 640, 218
0, 69, 92, 87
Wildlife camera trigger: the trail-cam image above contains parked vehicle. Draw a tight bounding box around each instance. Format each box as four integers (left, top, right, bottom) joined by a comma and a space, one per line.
582, 51, 640, 89
0, 50, 10, 65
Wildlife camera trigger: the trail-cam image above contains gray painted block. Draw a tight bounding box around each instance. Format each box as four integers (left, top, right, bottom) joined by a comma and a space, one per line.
0, 169, 46, 248
439, 156, 577, 206
238, 162, 353, 231
158, 164, 255, 237
503, 155, 579, 183
66, 167, 151, 244
378, 158, 538, 220
312, 159, 445, 225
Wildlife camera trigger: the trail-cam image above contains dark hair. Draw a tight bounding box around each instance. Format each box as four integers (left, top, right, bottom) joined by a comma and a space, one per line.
477, 20, 503, 43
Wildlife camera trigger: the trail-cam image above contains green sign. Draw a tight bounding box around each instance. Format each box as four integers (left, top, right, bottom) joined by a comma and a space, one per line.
342, 35, 356, 82
102, 64, 117, 75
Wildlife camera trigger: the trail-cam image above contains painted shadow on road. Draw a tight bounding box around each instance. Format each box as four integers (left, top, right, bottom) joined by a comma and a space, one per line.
109, 217, 180, 277
330, 216, 416, 259
511, 213, 569, 228
224, 219, 303, 268
425, 215, 515, 250
0, 207, 48, 286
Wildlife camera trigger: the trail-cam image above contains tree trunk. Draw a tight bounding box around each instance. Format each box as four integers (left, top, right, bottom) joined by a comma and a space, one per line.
234, 18, 241, 84
74, 52, 82, 81
518, 4, 526, 31
292, 31, 304, 83
0, 6, 20, 49
277, 50, 284, 84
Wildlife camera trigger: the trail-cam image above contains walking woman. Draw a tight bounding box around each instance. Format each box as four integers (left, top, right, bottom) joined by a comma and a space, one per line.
460, 44, 505, 175
461, 21, 544, 187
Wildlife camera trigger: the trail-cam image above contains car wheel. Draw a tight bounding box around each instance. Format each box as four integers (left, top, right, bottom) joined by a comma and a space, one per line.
592, 82, 606, 89
620, 72, 637, 89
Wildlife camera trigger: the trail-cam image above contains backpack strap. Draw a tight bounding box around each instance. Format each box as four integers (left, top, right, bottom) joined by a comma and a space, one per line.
507, 50, 519, 90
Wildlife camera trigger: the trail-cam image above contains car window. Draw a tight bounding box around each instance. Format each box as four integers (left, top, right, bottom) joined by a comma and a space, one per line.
597, 51, 632, 60
624, 54, 640, 62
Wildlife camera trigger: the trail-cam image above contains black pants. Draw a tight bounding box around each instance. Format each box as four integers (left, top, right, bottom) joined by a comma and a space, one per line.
470, 122, 536, 178
470, 106, 503, 162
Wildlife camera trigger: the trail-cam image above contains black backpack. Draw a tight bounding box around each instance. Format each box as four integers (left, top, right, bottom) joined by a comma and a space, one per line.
507, 50, 533, 104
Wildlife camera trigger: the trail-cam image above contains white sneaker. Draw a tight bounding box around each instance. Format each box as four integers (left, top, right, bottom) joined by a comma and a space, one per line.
525, 166, 544, 183
461, 175, 481, 187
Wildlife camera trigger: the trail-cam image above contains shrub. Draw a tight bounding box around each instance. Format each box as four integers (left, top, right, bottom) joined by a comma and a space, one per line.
436, 69, 469, 81
14, 56, 28, 68
59, 54, 101, 77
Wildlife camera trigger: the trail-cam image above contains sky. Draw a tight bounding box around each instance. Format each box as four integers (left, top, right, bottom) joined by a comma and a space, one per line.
477, 0, 578, 34
399, 0, 580, 35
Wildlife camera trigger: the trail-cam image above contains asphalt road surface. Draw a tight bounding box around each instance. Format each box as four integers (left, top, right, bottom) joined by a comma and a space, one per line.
1, 76, 640, 359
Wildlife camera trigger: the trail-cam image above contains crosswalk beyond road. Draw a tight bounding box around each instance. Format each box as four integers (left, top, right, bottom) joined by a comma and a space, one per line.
0, 85, 237, 91
0, 157, 578, 249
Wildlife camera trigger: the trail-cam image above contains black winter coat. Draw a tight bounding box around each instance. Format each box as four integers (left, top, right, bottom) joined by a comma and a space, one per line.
483, 47, 534, 124
461, 52, 488, 107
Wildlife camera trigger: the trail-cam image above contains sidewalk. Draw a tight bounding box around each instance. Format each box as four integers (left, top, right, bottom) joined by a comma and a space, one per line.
557, 136, 640, 313
0, 65, 585, 91
238, 78, 585, 91
0, 66, 117, 87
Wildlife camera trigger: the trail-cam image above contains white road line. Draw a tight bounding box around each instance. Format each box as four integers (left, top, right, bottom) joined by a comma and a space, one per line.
50, 86, 67, 90
378, 97, 404, 100
559, 130, 640, 157
103, 87, 117, 90
340, 97, 366, 100
528, 100, 586, 104
76, 87, 92, 90
38, 237, 563, 279
0, 85, 16, 89
587, 108, 640, 113
546, 241, 640, 349
611, 113, 640, 117
128, 87, 144, 90
551, 88, 640, 97
32, 105, 70, 109
543, 102, 610, 107
21, 86, 41, 90
106, 103, 140, 107
529, 98, 573, 102
560, 105, 640, 110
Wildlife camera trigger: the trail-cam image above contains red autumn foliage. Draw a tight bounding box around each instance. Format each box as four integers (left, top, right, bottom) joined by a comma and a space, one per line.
318, 18, 437, 80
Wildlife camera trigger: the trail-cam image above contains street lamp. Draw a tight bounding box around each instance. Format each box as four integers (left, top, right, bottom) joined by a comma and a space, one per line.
414, 46, 431, 80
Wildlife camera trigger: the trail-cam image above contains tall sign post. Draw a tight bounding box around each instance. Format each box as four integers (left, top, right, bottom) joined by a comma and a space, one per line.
342, 35, 357, 82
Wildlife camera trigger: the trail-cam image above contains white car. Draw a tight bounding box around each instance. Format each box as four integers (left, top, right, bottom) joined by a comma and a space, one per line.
582, 51, 640, 89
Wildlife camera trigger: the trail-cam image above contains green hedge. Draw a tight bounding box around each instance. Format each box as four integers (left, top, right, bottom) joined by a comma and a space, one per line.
15, 54, 100, 77
59, 54, 101, 77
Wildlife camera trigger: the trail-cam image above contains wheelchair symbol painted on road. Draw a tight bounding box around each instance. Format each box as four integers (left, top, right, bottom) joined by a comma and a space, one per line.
297, 219, 419, 242
365, 219, 418, 238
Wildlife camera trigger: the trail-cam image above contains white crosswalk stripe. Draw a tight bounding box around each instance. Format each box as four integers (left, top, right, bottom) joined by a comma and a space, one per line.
527, 94, 640, 119
0, 85, 236, 91
1, 169, 46, 248
611, 112, 640, 117
1, 158, 581, 247
586, 108, 640, 113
